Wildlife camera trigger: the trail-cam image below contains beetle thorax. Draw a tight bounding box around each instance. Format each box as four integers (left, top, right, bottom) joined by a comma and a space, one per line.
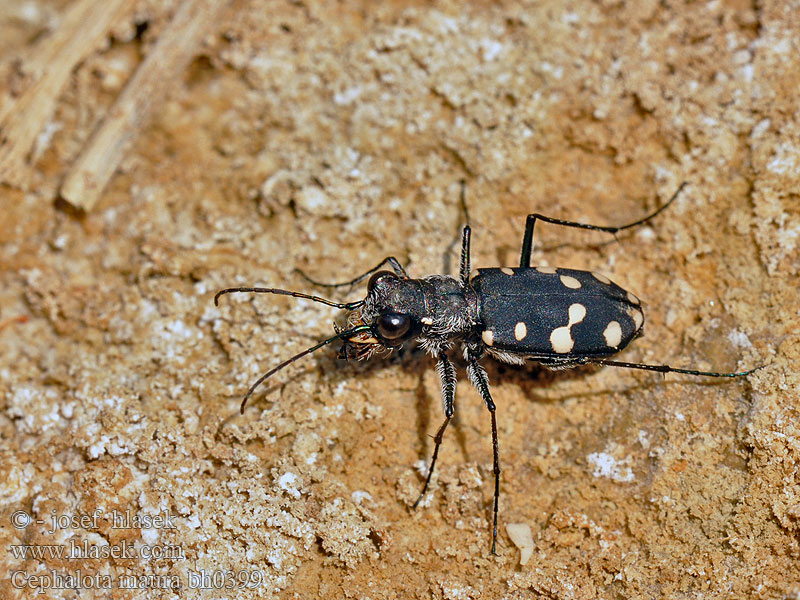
415, 275, 477, 339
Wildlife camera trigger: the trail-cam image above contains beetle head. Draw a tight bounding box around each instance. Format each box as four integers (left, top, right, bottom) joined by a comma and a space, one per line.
340, 270, 422, 359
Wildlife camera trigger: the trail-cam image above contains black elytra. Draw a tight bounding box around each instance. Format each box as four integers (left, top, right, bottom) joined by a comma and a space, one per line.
472, 266, 642, 359
214, 181, 761, 555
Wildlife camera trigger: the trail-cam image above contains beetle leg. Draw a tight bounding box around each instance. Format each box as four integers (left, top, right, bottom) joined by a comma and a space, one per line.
583, 357, 763, 378
519, 182, 688, 268
459, 225, 472, 285
465, 347, 501, 555
414, 350, 457, 509
296, 256, 408, 288
457, 179, 474, 285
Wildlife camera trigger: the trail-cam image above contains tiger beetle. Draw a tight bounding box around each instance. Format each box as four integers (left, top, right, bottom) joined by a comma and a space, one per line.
214, 181, 760, 555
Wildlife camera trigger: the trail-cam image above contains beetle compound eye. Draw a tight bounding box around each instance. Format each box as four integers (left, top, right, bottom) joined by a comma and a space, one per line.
377, 312, 411, 340
368, 270, 397, 291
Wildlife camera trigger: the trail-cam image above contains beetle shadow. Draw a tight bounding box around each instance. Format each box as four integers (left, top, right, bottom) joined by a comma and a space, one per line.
389, 346, 606, 467
478, 358, 603, 405
305, 340, 473, 466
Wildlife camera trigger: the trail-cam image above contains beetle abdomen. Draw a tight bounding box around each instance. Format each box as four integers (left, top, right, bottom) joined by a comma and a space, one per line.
471, 267, 644, 357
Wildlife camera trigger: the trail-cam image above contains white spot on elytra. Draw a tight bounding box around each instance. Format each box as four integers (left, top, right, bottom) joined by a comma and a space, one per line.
603, 321, 622, 348
592, 272, 611, 284
550, 328, 573, 353
631, 308, 644, 330
514, 321, 527, 340
482, 330, 494, 346
549, 302, 587, 353
627, 291, 640, 305
560, 274, 581, 289
536, 266, 557, 274
500, 267, 514, 276
569, 303, 586, 323
469, 269, 480, 282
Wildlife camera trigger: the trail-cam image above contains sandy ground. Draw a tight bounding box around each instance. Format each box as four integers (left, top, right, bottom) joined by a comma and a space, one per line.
1, 0, 799, 598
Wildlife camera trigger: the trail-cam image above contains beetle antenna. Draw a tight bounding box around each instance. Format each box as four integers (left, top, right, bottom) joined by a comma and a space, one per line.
214, 287, 364, 310
238, 324, 372, 413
